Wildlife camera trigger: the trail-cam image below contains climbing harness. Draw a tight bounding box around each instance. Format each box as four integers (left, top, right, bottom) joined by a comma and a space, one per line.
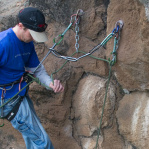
0, 72, 50, 126
0, 10, 123, 148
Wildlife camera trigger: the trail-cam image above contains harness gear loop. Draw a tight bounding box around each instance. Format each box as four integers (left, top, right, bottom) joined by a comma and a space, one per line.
19, 76, 24, 91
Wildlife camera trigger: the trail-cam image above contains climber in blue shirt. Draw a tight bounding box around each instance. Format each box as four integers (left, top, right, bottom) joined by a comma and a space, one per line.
0, 7, 64, 149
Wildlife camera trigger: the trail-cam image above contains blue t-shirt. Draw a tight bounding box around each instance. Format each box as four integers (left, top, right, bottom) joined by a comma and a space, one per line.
0, 28, 40, 99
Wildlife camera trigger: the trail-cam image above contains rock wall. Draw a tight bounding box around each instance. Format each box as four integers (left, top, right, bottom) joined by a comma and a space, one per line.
107, 0, 149, 149
0, 0, 149, 149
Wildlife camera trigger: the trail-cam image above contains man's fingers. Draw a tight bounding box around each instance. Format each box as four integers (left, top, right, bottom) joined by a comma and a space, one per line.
49, 80, 64, 93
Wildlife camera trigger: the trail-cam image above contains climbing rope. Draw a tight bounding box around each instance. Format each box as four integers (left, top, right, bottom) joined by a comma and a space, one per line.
95, 66, 112, 149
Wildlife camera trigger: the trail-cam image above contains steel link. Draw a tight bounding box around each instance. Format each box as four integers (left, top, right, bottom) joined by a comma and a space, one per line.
75, 16, 80, 52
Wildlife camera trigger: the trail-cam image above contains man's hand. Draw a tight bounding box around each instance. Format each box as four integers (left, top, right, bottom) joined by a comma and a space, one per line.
49, 79, 64, 93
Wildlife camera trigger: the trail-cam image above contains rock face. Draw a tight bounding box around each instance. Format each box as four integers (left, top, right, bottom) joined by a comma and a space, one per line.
117, 92, 149, 149
72, 75, 116, 148
107, 0, 149, 91
1, 0, 149, 149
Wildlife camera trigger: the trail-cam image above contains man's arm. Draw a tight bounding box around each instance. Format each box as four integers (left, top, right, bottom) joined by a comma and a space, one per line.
25, 64, 64, 93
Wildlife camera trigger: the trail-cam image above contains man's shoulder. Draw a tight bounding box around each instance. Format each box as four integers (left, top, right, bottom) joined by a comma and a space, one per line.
0, 28, 12, 40
0, 28, 13, 46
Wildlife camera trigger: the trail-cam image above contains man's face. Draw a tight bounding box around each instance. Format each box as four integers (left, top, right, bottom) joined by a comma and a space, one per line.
18, 23, 34, 43
20, 27, 34, 43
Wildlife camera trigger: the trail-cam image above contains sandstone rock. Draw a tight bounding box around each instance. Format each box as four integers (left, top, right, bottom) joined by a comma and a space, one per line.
116, 91, 149, 149
106, 0, 149, 91
72, 75, 116, 148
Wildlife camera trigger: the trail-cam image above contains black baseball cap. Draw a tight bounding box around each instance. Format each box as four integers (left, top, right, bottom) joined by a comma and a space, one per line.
18, 7, 48, 42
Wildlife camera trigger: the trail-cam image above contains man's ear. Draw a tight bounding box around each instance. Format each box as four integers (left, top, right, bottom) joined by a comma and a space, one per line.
18, 23, 24, 29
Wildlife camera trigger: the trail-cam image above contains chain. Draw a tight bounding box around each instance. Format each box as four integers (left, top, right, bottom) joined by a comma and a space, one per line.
75, 17, 79, 52
74, 9, 83, 52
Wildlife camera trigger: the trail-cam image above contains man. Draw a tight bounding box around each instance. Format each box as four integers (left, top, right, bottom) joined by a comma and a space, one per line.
0, 7, 64, 149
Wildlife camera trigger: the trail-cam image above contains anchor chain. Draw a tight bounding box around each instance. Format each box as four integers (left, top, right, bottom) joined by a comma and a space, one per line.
75, 17, 79, 52
74, 9, 83, 52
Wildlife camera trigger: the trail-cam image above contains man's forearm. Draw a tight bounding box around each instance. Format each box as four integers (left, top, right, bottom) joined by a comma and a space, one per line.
25, 64, 52, 89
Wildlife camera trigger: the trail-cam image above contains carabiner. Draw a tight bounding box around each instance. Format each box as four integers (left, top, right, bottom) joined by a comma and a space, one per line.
53, 34, 64, 45
115, 20, 124, 30
76, 9, 84, 18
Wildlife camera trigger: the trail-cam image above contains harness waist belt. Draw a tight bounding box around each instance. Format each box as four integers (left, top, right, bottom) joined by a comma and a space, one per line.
0, 80, 21, 87
0, 72, 34, 87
